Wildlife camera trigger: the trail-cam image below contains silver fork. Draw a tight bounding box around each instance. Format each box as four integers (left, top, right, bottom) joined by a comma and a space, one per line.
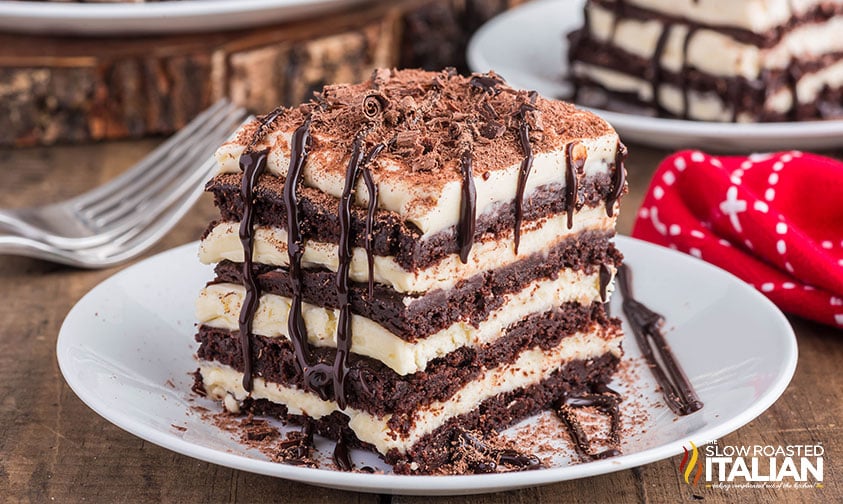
0, 99, 247, 250
0, 100, 246, 252
0, 155, 218, 268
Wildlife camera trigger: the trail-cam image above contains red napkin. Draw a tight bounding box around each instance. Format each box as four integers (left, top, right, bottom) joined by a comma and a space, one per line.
632, 150, 843, 329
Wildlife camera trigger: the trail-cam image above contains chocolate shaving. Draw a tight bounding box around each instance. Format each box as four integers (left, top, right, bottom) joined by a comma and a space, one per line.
395, 130, 419, 148
273, 424, 317, 467
451, 429, 542, 474
362, 93, 388, 120
479, 121, 507, 139
469, 72, 505, 96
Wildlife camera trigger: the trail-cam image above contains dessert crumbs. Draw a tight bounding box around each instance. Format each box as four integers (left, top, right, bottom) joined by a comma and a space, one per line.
187, 352, 656, 474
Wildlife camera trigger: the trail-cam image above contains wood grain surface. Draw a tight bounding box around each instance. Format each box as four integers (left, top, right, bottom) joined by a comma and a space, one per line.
0, 140, 840, 503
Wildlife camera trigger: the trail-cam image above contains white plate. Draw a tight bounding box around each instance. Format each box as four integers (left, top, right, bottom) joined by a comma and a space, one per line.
57, 236, 797, 495
467, 0, 843, 152
0, 0, 366, 36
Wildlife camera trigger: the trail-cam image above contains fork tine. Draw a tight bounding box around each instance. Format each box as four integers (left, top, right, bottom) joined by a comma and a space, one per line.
91, 157, 220, 267
78, 101, 242, 219
88, 108, 247, 230
69, 98, 232, 210
0, 155, 221, 269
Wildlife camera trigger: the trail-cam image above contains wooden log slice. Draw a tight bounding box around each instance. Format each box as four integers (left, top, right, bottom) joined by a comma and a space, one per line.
0, 0, 527, 147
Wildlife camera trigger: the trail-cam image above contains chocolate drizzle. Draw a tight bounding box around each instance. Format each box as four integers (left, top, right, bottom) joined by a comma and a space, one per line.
237, 149, 270, 391
453, 429, 541, 473
680, 26, 700, 119
280, 119, 336, 399
606, 141, 627, 217
361, 145, 384, 297
598, 263, 612, 302
616, 265, 704, 416
332, 432, 353, 471
786, 60, 802, 120
650, 23, 673, 114
332, 136, 385, 409
513, 91, 538, 254
457, 150, 476, 263
554, 385, 622, 461
563, 142, 584, 230
236, 108, 291, 392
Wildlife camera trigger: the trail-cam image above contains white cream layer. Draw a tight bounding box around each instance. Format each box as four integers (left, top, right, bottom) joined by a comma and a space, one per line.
196, 266, 613, 376
587, 3, 843, 80
615, 0, 828, 34
200, 204, 614, 294
199, 327, 622, 455
214, 133, 619, 237
572, 61, 843, 121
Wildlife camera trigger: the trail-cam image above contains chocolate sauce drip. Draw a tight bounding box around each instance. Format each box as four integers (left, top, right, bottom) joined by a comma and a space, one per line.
680, 26, 700, 120
554, 386, 622, 461
237, 149, 270, 391
235, 107, 294, 392
598, 263, 612, 302
616, 265, 704, 416
564, 142, 584, 230
333, 134, 366, 409
332, 432, 353, 471
281, 119, 334, 398
454, 430, 541, 473
606, 141, 627, 217
274, 117, 383, 408
330, 137, 386, 409
786, 60, 802, 120
513, 91, 538, 254
650, 24, 673, 115
727, 79, 744, 122
361, 144, 384, 298
457, 150, 477, 263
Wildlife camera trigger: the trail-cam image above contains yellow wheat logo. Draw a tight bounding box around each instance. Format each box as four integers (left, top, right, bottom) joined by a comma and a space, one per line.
679, 442, 703, 486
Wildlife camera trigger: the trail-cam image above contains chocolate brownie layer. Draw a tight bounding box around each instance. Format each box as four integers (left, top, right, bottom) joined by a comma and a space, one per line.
210, 230, 621, 340
196, 301, 618, 422
222, 352, 619, 474
206, 171, 616, 271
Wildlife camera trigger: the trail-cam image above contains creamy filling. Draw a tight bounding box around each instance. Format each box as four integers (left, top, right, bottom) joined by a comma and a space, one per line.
199, 327, 622, 455
587, 3, 843, 79
196, 267, 614, 375
200, 204, 615, 294
612, 0, 828, 34
572, 61, 843, 120
214, 133, 620, 237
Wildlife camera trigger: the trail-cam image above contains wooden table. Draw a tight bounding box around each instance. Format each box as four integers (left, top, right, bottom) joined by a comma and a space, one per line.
1, 140, 840, 503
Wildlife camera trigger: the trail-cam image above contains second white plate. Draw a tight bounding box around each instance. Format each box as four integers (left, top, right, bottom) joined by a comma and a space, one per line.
0, 0, 367, 36
467, 0, 843, 152
57, 236, 797, 495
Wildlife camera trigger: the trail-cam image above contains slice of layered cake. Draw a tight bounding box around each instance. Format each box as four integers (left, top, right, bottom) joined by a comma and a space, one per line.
568, 0, 843, 121
193, 68, 627, 474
